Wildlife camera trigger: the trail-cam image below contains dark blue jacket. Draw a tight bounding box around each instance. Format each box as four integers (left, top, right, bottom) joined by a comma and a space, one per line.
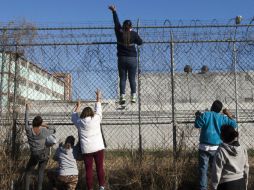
112, 11, 143, 57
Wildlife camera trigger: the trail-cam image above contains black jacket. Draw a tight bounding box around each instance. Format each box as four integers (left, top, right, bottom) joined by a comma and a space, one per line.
112, 11, 143, 57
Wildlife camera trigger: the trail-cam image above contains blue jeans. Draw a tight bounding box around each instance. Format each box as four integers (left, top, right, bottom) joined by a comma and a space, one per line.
199, 149, 217, 190
118, 56, 137, 95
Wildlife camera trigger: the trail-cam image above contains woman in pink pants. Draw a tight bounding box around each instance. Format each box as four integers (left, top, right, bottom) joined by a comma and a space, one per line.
71, 90, 105, 190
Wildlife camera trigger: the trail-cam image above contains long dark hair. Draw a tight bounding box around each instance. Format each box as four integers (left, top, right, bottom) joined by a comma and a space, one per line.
122, 20, 132, 46
80, 107, 94, 119
32, 116, 43, 127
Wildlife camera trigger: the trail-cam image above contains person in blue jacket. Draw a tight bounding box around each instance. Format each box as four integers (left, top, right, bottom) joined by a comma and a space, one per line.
195, 100, 237, 190
108, 5, 143, 105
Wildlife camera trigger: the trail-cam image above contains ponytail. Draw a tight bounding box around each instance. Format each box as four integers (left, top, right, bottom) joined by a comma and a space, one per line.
122, 20, 132, 47
123, 30, 131, 46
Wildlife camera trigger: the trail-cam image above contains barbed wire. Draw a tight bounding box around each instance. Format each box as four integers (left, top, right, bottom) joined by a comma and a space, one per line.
0, 18, 254, 154
0, 19, 254, 47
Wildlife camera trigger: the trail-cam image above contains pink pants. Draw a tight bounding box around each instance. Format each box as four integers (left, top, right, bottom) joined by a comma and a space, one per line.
84, 150, 105, 190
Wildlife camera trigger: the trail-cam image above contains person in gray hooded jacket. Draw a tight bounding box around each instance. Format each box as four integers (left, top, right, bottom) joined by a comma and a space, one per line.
211, 124, 249, 190
24, 103, 56, 190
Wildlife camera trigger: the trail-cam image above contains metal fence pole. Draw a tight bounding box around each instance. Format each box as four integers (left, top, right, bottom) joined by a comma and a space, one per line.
170, 32, 178, 190
11, 47, 19, 160
233, 17, 242, 123
137, 19, 143, 157
233, 40, 239, 123
0, 51, 5, 116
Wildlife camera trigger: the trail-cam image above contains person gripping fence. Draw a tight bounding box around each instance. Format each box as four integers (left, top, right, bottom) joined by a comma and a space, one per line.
71, 89, 105, 190
194, 100, 237, 190
109, 5, 143, 105
24, 103, 56, 190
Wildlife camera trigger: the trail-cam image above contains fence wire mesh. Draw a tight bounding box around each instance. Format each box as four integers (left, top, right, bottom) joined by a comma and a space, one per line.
0, 18, 254, 188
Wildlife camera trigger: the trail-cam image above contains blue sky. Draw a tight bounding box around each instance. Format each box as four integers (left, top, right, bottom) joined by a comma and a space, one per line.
0, 0, 254, 24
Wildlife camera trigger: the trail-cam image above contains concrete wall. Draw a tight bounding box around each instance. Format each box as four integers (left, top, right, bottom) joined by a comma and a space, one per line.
140, 72, 254, 107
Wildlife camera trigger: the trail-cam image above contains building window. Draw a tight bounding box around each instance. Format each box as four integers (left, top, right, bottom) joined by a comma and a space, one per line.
29, 63, 33, 70
35, 84, 40, 91
45, 88, 51, 95
28, 83, 33, 88
21, 61, 27, 67
36, 68, 40, 74
52, 92, 57, 97
19, 78, 26, 85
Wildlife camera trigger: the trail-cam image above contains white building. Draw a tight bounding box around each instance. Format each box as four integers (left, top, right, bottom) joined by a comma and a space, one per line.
0, 51, 72, 113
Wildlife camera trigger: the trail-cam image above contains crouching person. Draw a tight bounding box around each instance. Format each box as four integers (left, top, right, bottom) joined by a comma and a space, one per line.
24, 103, 56, 190
48, 136, 79, 190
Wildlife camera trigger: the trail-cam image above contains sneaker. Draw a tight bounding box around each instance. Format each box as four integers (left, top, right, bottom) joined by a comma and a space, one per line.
131, 94, 136, 103
99, 186, 105, 190
119, 94, 126, 105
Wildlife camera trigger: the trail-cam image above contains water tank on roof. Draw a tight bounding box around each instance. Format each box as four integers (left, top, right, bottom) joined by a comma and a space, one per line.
201, 65, 209, 74
184, 65, 192, 73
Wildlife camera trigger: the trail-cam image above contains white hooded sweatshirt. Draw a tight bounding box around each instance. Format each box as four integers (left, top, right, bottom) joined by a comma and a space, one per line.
211, 141, 249, 190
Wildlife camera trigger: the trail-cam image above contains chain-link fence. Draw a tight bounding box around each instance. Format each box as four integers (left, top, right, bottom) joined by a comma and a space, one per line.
0, 18, 254, 188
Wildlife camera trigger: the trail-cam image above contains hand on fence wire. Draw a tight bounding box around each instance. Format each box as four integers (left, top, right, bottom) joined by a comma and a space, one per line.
25, 102, 30, 111
41, 122, 49, 129
195, 110, 202, 118
108, 5, 116, 12
222, 108, 234, 119
96, 89, 102, 102
73, 101, 81, 112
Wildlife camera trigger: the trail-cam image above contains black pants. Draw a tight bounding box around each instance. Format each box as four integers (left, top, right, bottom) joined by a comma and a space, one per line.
25, 151, 49, 190
217, 178, 245, 190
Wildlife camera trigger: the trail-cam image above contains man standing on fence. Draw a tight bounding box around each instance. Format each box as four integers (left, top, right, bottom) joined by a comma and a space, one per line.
194, 100, 237, 190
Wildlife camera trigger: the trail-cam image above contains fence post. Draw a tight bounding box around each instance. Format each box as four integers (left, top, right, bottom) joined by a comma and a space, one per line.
233, 38, 239, 123
137, 19, 143, 157
170, 32, 178, 190
0, 51, 5, 116
11, 48, 20, 160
